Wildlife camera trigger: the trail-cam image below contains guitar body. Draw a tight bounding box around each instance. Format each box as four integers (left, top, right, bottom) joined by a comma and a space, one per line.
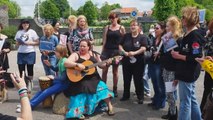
67, 60, 96, 82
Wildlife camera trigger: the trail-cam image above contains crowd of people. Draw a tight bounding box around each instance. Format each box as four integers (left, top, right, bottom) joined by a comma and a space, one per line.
1, 6, 213, 120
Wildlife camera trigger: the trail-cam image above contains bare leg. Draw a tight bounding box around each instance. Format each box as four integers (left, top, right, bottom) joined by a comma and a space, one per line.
102, 66, 109, 83
104, 98, 114, 116
112, 65, 119, 97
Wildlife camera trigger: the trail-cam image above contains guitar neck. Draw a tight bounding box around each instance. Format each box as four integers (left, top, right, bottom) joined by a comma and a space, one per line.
87, 59, 109, 69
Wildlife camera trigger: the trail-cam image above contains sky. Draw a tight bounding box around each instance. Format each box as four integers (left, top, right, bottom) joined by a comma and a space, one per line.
11, 0, 154, 17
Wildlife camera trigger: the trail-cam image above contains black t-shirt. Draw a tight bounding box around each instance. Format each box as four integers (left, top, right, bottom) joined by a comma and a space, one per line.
0, 39, 11, 70
175, 30, 204, 82
0, 113, 16, 120
120, 33, 148, 63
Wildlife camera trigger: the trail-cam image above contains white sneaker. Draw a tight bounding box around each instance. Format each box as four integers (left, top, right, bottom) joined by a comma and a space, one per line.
16, 105, 21, 113
145, 92, 151, 97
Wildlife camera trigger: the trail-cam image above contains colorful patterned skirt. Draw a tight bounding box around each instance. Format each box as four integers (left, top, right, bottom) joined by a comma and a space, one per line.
66, 81, 114, 118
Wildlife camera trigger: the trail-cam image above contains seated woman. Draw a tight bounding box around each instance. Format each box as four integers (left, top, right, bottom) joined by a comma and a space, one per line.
64, 39, 114, 119
30, 44, 69, 109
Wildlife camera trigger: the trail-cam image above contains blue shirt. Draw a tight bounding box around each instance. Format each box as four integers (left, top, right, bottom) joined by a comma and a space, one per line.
39, 35, 59, 51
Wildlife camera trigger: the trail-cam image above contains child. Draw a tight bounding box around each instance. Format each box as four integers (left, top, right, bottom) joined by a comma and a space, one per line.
30, 44, 69, 109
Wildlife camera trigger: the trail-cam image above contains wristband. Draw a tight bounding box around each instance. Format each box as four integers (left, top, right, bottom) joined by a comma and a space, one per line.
20, 93, 28, 100
19, 90, 28, 95
18, 87, 28, 94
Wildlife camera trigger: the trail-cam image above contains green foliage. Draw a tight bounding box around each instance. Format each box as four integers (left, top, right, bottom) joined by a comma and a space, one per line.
77, 6, 84, 15
153, 0, 176, 21
0, 0, 21, 18
194, 0, 213, 22
99, 2, 122, 20
39, 0, 60, 19
206, 9, 213, 22
82, 0, 98, 25
50, 0, 70, 18
100, 2, 111, 20
1, 25, 17, 44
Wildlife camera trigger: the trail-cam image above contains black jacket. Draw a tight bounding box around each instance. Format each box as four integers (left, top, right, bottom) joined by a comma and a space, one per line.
175, 30, 204, 82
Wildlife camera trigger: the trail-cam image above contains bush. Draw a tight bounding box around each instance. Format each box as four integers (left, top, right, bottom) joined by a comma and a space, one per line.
1, 25, 17, 44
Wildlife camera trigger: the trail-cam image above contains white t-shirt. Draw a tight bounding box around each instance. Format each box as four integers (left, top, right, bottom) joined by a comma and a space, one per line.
15, 29, 39, 53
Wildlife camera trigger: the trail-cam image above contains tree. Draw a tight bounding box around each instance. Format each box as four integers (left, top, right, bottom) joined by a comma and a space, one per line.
111, 3, 122, 10
39, 0, 60, 19
50, 0, 71, 18
100, 2, 122, 20
153, 0, 176, 21
0, 0, 21, 18
77, 6, 84, 15
82, 0, 98, 25
100, 2, 111, 20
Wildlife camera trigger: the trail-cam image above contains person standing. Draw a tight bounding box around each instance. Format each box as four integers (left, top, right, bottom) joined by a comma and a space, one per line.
160, 16, 182, 120
52, 20, 61, 41
14, 19, 39, 96
101, 13, 125, 97
39, 24, 59, 76
65, 15, 77, 55
0, 23, 11, 101
200, 18, 213, 113
69, 15, 94, 53
171, 6, 204, 120
0, 23, 11, 73
147, 22, 166, 110
119, 20, 147, 104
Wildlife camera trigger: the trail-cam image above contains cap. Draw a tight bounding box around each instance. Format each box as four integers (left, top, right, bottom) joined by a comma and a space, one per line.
21, 19, 30, 24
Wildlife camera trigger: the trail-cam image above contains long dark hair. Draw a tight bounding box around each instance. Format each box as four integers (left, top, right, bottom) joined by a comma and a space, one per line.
108, 13, 121, 24
157, 21, 166, 37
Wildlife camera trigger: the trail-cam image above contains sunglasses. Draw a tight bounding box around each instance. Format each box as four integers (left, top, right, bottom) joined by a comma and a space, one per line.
109, 17, 116, 20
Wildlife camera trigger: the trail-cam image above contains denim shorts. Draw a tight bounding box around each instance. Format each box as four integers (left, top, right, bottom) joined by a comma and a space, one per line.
17, 52, 36, 64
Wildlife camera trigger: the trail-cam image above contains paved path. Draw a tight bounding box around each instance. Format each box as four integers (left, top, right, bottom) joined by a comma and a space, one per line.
0, 46, 204, 120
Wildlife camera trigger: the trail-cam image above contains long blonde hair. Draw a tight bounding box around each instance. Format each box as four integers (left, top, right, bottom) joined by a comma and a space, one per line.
77, 15, 88, 29
167, 16, 183, 39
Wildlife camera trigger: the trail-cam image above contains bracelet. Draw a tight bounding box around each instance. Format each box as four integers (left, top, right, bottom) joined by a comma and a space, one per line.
20, 93, 28, 100
18, 87, 28, 94
19, 90, 28, 95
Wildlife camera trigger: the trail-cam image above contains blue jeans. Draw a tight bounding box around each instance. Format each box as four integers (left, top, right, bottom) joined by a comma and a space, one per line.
148, 63, 166, 108
30, 73, 69, 108
41, 54, 57, 76
143, 64, 150, 93
178, 80, 202, 120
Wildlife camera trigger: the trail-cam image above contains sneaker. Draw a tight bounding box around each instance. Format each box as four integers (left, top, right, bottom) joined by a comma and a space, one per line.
16, 105, 21, 113
144, 92, 151, 97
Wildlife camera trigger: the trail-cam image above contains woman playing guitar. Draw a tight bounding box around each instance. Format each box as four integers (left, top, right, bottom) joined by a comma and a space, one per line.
64, 39, 114, 119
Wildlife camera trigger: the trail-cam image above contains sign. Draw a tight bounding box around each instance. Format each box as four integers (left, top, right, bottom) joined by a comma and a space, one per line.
199, 9, 206, 23
131, 11, 137, 18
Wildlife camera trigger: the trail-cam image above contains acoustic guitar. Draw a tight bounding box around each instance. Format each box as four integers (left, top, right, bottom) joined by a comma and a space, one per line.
66, 56, 122, 82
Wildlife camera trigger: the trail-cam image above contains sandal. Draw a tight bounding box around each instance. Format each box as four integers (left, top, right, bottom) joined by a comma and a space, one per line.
79, 115, 85, 120
107, 109, 115, 116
